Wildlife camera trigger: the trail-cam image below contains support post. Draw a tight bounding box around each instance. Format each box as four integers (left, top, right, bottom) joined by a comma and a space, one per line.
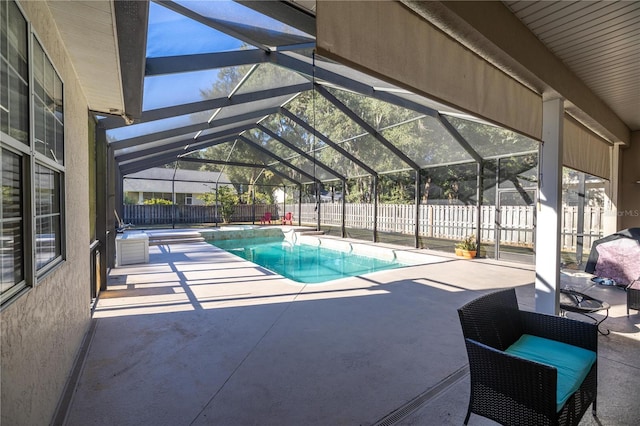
576, 172, 586, 265
298, 184, 302, 226
415, 170, 421, 248
282, 184, 286, 225
341, 178, 346, 238
95, 124, 109, 291
215, 183, 219, 226
316, 183, 321, 231
108, 146, 118, 271
535, 98, 564, 315
252, 188, 256, 225
476, 161, 484, 256
171, 162, 178, 229
373, 176, 378, 242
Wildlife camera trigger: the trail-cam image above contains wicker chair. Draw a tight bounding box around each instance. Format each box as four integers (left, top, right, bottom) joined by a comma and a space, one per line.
457, 288, 598, 426
627, 280, 640, 315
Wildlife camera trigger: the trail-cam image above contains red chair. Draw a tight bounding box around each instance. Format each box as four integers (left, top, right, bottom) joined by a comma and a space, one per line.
259, 212, 272, 224
281, 212, 293, 225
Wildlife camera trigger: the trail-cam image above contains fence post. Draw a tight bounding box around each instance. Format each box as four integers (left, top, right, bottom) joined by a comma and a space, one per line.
373, 176, 378, 242
251, 190, 255, 224
298, 184, 302, 227
414, 171, 420, 248
575, 173, 586, 265
475, 161, 483, 253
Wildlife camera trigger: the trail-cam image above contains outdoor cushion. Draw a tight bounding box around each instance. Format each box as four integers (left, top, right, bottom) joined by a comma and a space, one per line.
505, 334, 597, 412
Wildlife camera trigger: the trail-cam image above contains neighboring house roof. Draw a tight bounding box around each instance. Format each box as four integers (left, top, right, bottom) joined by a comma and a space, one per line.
123, 168, 232, 194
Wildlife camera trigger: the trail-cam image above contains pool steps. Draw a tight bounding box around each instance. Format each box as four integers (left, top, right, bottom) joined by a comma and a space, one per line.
296, 234, 432, 266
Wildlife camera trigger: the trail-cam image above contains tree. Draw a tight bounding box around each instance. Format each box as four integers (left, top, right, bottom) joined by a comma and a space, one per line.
217, 186, 239, 223
185, 60, 540, 207
198, 192, 216, 206
124, 194, 137, 205
198, 186, 239, 223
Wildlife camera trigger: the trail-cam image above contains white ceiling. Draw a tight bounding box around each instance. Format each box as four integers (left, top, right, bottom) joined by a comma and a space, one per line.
504, 1, 640, 132
47, 0, 125, 116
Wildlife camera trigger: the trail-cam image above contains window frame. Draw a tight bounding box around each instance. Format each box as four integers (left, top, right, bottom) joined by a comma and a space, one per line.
33, 161, 64, 275
1, 0, 66, 307
1, 145, 28, 303
30, 19, 66, 281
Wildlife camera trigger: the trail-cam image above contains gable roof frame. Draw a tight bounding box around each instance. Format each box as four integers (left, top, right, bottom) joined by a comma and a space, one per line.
111, 107, 278, 151
177, 157, 303, 186
279, 107, 378, 178
156, 0, 314, 52
315, 84, 421, 172
114, 124, 256, 161
110, 0, 535, 187
237, 135, 320, 184
101, 82, 311, 130
255, 124, 345, 181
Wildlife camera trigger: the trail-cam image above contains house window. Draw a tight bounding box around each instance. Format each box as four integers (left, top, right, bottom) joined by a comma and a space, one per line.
35, 164, 62, 270
33, 37, 64, 163
1, 0, 29, 144
1, 148, 25, 301
1, 0, 65, 305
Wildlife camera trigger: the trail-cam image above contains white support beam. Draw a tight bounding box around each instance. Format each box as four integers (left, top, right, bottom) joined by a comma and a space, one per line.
535, 98, 564, 315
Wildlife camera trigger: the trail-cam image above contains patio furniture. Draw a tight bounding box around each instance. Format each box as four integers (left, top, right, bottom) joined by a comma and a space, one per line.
281, 212, 293, 225
458, 288, 598, 426
115, 232, 149, 266
260, 212, 272, 224
585, 228, 640, 287
627, 280, 640, 316
560, 288, 610, 335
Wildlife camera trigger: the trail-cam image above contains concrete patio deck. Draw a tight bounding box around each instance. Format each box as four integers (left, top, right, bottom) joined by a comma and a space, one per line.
61, 236, 639, 425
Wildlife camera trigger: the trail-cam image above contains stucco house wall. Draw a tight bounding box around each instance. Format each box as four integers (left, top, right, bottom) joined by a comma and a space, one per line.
0, 1, 92, 425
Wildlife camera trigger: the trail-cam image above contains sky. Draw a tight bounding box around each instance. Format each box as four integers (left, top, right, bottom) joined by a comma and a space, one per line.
109, 1, 315, 140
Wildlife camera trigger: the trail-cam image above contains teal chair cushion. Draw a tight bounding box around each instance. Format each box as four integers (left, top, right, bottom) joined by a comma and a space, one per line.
506, 334, 597, 412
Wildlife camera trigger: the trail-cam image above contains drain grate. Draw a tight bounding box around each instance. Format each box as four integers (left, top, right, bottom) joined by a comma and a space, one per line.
372, 365, 469, 426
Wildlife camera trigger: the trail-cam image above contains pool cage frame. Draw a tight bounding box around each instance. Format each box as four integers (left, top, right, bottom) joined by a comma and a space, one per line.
117, 147, 539, 255
108, 93, 536, 250
99, 0, 540, 254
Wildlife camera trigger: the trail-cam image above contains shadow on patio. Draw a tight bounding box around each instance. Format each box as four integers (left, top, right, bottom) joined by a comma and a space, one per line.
62, 242, 639, 426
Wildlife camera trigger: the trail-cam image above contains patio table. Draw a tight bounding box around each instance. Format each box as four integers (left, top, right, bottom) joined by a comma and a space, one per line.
560, 288, 610, 335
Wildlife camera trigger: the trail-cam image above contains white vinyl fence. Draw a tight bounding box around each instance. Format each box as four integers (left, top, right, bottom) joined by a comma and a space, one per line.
124, 203, 603, 251
293, 203, 603, 250
561, 206, 604, 251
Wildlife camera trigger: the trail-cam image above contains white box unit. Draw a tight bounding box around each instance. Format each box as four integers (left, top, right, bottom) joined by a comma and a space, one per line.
116, 232, 149, 266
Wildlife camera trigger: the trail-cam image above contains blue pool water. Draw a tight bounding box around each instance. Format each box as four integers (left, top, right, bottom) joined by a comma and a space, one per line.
210, 237, 406, 284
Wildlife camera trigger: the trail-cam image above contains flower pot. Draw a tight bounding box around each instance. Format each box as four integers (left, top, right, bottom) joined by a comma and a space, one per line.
459, 249, 477, 259
455, 248, 463, 257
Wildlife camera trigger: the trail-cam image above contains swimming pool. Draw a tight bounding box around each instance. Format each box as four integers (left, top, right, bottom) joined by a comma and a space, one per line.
210, 237, 407, 284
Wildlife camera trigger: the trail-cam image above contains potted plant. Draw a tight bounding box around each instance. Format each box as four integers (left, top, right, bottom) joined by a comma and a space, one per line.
455, 234, 477, 259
